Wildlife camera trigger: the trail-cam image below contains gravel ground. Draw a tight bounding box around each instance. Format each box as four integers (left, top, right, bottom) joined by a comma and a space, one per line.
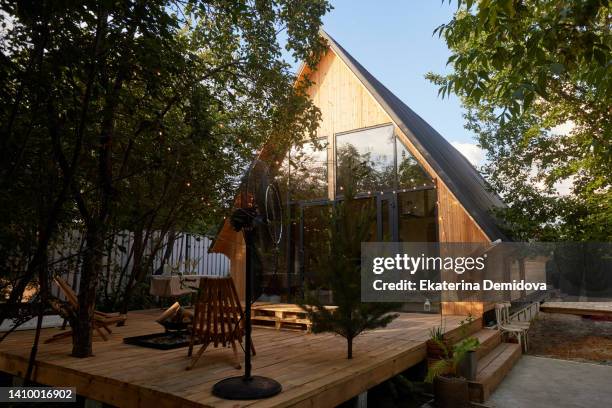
527, 312, 612, 365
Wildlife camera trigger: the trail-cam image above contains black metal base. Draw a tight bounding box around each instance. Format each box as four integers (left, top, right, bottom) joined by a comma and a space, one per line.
212, 376, 282, 400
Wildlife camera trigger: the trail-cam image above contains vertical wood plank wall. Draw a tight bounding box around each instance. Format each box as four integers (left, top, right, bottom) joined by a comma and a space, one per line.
214, 48, 493, 316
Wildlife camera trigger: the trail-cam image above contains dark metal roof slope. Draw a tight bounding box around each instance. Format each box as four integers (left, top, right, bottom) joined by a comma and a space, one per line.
320, 30, 507, 241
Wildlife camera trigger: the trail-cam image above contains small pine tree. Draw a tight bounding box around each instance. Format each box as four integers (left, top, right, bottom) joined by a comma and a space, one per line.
300, 186, 399, 359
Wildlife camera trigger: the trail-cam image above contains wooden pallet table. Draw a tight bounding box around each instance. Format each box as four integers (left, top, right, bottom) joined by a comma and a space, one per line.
251, 303, 337, 333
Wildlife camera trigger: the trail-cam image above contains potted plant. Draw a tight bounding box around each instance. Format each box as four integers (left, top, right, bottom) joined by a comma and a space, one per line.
426, 326, 450, 359
425, 336, 480, 408
457, 340, 478, 381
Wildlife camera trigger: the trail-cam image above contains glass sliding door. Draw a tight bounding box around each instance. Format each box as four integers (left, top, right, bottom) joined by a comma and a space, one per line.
377, 193, 396, 241
397, 189, 437, 242
300, 203, 332, 290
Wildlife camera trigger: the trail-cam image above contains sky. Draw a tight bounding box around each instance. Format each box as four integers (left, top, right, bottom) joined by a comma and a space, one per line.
290, 1, 486, 167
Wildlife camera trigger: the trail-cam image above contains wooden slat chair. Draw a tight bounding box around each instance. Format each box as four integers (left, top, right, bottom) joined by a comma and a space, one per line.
45, 276, 127, 344
186, 276, 255, 370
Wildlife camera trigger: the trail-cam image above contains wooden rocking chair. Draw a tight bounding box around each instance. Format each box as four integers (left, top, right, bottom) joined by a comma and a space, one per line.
45, 276, 127, 344
186, 276, 255, 370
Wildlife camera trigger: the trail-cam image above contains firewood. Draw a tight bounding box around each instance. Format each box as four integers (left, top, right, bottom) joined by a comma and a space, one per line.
156, 302, 180, 323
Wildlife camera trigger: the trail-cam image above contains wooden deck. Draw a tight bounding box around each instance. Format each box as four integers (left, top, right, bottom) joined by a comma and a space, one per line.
541, 301, 612, 317
0, 309, 466, 408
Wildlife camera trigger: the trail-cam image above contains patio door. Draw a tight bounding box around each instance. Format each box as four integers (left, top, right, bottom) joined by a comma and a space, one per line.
377, 193, 398, 241
298, 202, 331, 290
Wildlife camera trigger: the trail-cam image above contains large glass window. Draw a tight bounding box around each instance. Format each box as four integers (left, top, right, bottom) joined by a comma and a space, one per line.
335, 124, 432, 195
277, 141, 328, 201
336, 125, 395, 194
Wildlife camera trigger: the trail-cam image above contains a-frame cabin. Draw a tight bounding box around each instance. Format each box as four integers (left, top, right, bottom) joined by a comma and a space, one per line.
211, 31, 506, 317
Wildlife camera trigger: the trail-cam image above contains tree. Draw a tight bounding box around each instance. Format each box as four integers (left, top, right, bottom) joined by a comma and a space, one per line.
428, 0, 611, 241
1, 0, 330, 357
301, 184, 399, 359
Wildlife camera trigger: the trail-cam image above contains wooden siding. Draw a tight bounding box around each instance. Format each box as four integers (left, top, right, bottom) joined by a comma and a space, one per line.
435, 184, 490, 243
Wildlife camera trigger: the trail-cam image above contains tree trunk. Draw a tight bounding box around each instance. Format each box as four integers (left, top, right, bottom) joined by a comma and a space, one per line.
154, 229, 176, 275
71, 6, 117, 355
118, 226, 145, 318
72, 224, 102, 357
25, 254, 48, 383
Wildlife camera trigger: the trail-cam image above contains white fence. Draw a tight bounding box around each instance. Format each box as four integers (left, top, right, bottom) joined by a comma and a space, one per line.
152, 233, 229, 276
48, 230, 229, 298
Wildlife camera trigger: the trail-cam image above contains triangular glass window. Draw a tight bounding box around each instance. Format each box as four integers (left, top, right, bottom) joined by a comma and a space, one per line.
396, 138, 432, 190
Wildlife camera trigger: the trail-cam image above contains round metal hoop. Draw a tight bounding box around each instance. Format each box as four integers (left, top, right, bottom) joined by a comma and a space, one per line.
264, 183, 283, 247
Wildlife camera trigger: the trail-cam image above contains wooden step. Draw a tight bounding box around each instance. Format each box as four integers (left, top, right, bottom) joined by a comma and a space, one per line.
443, 317, 482, 344
468, 342, 522, 402
428, 328, 501, 369
470, 329, 502, 361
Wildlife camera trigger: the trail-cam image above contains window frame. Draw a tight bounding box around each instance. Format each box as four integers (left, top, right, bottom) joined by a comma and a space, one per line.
333, 123, 433, 197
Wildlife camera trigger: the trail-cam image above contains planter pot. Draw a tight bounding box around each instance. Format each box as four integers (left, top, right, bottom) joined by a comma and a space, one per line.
433, 376, 470, 408
426, 340, 452, 359
458, 350, 478, 381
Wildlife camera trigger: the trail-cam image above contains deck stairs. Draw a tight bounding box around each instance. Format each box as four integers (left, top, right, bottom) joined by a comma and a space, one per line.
429, 317, 522, 403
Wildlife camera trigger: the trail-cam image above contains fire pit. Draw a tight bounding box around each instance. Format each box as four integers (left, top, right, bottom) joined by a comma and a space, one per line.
123, 331, 194, 350
160, 320, 189, 332
123, 302, 196, 350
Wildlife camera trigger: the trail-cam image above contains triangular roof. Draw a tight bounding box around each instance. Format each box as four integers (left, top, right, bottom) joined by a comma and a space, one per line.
319, 30, 506, 241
